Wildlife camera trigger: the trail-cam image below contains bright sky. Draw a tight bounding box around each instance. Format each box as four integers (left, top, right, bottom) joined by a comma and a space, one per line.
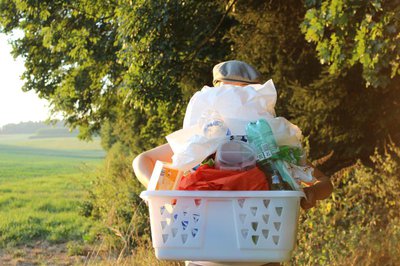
0, 33, 53, 127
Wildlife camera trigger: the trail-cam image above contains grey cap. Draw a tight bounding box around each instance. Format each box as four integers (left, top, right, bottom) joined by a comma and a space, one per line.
212, 60, 262, 86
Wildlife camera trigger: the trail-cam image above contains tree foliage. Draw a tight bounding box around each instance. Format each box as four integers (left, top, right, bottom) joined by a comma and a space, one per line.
0, 0, 232, 151
226, 0, 400, 171
2, 0, 399, 168
295, 143, 400, 265
0, 0, 122, 138
302, 0, 400, 88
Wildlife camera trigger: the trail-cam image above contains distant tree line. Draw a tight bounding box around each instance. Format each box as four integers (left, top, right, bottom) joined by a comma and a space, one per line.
0, 121, 48, 134
0, 121, 78, 137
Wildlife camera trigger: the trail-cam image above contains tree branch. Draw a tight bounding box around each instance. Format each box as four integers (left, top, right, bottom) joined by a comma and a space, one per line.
185, 0, 238, 61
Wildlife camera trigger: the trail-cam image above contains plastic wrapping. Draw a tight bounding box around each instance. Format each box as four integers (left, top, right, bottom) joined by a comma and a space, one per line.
215, 140, 256, 171
183, 80, 277, 135
166, 111, 229, 171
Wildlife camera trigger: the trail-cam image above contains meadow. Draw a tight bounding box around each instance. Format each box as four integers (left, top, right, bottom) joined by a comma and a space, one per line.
0, 134, 105, 249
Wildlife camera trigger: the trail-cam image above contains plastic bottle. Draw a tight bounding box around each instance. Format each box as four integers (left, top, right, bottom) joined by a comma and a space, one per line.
246, 119, 297, 190
198, 110, 230, 139
271, 169, 293, 191
245, 119, 279, 162
246, 119, 278, 187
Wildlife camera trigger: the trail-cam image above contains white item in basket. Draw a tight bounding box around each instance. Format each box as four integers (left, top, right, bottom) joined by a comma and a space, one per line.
183, 80, 277, 135
166, 118, 229, 172
285, 161, 316, 184
148, 161, 183, 190
140, 190, 304, 263
267, 117, 303, 148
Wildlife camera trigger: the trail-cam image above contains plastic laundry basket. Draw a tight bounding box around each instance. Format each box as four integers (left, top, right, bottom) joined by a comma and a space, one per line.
140, 190, 304, 263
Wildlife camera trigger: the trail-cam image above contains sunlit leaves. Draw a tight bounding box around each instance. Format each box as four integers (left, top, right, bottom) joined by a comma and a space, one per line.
302, 0, 400, 88
295, 143, 400, 265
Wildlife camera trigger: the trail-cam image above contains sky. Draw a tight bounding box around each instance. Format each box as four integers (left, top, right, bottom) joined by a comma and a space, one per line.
0, 33, 53, 127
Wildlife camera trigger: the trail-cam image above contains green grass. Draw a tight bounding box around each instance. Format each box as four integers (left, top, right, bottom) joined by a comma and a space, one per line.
0, 134, 103, 151
0, 134, 105, 248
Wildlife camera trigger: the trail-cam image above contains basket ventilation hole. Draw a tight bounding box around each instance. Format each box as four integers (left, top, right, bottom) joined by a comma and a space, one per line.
160, 206, 166, 215
165, 204, 174, 214
241, 229, 249, 239
273, 235, 279, 245
275, 207, 283, 216
263, 199, 270, 208
274, 222, 281, 231
194, 199, 202, 207
238, 198, 245, 208
252, 235, 259, 245
161, 221, 167, 230
191, 228, 199, 238
171, 228, 178, 237
181, 220, 189, 230
251, 222, 258, 231
250, 207, 258, 216
262, 214, 269, 224
192, 214, 200, 223
181, 234, 188, 244
262, 229, 269, 239
173, 214, 178, 221
183, 211, 188, 217
239, 214, 246, 224
162, 234, 169, 243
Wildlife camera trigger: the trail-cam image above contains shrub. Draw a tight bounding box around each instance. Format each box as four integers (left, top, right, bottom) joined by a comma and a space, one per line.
82, 142, 150, 255
293, 143, 400, 265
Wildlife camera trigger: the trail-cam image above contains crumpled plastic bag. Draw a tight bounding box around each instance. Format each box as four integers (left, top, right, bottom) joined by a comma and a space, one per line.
183, 80, 277, 135
177, 164, 269, 191
166, 112, 229, 171
284, 161, 315, 184
266, 117, 303, 148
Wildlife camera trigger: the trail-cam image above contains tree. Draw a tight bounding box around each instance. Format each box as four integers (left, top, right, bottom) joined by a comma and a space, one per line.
297, 0, 400, 167
0, 0, 233, 153
0, 0, 122, 138
225, 0, 400, 171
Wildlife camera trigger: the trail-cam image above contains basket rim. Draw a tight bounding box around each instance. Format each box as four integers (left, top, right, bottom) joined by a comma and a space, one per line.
140, 190, 305, 200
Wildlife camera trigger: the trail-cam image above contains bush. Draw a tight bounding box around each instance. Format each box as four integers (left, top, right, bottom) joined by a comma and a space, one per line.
84, 142, 400, 265
293, 143, 400, 265
82, 142, 150, 254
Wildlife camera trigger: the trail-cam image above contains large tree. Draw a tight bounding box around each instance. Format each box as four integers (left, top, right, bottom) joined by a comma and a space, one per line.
297, 0, 400, 168
0, 0, 233, 153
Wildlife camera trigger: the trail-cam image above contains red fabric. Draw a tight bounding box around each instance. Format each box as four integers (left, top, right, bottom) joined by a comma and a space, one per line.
177, 165, 269, 191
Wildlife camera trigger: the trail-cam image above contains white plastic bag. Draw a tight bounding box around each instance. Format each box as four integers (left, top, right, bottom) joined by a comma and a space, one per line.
166, 111, 229, 171
183, 80, 277, 135
267, 117, 303, 148
284, 161, 315, 184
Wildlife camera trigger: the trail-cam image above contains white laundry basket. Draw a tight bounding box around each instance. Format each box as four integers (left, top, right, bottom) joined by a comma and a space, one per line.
140, 190, 304, 263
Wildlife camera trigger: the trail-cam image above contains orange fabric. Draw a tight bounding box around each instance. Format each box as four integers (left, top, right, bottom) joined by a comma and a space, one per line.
177, 165, 269, 191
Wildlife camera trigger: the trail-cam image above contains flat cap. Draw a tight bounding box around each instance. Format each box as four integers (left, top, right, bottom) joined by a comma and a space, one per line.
212, 60, 262, 86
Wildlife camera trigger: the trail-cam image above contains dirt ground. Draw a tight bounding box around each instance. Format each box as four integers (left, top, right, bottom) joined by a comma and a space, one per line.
0, 241, 104, 266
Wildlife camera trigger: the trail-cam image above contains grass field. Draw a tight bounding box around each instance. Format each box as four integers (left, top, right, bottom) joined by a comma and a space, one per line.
0, 134, 105, 248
